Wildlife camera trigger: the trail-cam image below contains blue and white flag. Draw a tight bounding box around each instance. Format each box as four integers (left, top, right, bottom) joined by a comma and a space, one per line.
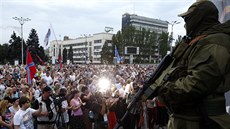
44, 28, 51, 46
115, 45, 121, 63
211, 0, 230, 22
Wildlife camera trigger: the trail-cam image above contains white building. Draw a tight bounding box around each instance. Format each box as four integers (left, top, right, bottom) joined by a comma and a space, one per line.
49, 32, 113, 64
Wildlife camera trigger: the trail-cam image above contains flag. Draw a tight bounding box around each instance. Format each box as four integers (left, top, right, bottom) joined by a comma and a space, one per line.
58, 53, 62, 70
115, 45, 121, 63
212, 0, 230, 22
35, 54, 45, 65
44, 28, 51, 46
25, 49, 37, 85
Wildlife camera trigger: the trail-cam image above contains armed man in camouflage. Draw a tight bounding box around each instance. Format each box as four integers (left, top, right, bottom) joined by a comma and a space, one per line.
144, 1, 230, 129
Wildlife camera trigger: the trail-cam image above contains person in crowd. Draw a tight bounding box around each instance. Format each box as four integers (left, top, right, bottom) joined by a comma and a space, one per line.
3, 88, 13, 103
32, 86, 57, 129
11, 86, 19, 99
12, 68, 20, 82
80, 86, 93, 129
114, 92, 128, 129
146, 98, 157, 129
0, 77, 6, 101
126, 84, 142, 129
0, 100, 13, 129
155, 98, 168, 129
19, 85, 33, 101
42, 71, 53, 87
142, 1, 230, 129
8, 97, 20, 116
91, 92, 107, 129
13, 96, 42, 129
54, 88, 69, 129
69, 90, 85, 129
34, 82, 47, 100
106, 95, 119, 129
226, 90, 230, 115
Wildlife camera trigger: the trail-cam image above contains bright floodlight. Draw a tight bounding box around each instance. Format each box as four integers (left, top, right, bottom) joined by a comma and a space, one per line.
98, 77, 110, 93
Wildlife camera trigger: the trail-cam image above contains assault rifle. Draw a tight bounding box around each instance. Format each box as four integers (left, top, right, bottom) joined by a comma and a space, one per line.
113, 54, 174, 129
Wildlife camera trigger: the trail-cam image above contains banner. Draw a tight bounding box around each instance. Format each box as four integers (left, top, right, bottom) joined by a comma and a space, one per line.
211, 0, 230, 22
115, 45, 121, 63
44, 28, 51, 46
25, 50, 36, 85
35, 54, 45, 65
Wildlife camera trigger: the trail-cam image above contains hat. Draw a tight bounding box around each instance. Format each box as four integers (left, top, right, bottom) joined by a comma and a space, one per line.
178, 0, 211, 17
43, 86, 52, 92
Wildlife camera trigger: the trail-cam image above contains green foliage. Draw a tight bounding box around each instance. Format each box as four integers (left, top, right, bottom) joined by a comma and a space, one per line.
8, 32, 23, 64
0, 44, 10, 64
109, 26, 170, 64
158, 32, 170, 58
26, 29, 48, 65
0, 29, 48, 65
101, 41, 113, 64
175, 35, 183, 46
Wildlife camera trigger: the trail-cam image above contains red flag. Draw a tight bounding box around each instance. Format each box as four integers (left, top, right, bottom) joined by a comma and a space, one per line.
36, 54, 45, 65
26, 49, 37, 85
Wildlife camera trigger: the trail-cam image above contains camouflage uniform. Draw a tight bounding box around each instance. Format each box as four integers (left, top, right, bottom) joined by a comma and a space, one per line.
146, 1, 230, 129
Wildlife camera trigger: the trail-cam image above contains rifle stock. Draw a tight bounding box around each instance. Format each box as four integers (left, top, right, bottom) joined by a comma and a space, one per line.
113, 54, 173, 129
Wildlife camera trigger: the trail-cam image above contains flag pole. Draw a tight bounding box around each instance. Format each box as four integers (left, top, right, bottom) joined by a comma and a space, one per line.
50, 24, 61, 65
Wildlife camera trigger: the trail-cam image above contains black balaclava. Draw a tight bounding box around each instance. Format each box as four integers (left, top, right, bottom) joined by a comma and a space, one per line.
183, 1, 220, 39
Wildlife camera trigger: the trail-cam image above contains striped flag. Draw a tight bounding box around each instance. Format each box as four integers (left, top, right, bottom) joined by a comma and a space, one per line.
25, 49, 36, 85
44, 28, 51, 46
115, 45, 121, 63
35, 54, 45, 65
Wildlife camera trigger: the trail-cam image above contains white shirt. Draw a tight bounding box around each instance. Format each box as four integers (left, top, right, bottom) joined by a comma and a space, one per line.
9, 106, 20, 115
43, 76, 53, 86
14, 108, 36, 129
0, 84, 5, 100
61, 100, 69, 123
34, 89, 42, 99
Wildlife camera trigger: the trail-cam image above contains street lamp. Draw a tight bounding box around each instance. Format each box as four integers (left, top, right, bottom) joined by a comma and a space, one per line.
166, 20, 180, 52
13, 17, 31, 65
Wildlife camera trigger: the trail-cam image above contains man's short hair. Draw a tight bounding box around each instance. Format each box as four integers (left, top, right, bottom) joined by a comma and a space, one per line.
43, 86, 52, 93
19, 96, 30, 107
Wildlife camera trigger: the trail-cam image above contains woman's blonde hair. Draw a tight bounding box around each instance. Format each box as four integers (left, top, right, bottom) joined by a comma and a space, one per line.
0, 100, 9, 116
5, 87, 13, 95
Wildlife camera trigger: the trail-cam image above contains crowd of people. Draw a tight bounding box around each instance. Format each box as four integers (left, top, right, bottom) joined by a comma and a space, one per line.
0, 63, 169, 129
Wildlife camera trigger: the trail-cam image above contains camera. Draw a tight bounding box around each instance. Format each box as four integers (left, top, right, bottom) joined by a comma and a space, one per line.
54, 96, 66, 109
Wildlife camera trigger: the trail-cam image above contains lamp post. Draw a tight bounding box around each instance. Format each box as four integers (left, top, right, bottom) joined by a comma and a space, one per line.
167, 21, 180, 52
13, 17, 31, 65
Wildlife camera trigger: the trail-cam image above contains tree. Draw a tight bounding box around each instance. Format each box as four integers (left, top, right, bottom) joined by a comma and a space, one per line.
63, 48, 67, 63
8, 32, 22, 64
158, 32, 170, 58
111, 26, 159, 64
26, 29, 48, 65
0, 44, 10, 64
175, 35, 183, 46
101, 41, 113, 64
68, 46, 73, 63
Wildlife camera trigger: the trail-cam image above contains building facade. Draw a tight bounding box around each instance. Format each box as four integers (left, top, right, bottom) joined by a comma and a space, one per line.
49, 32, 113, 64
122, 13, 168, 63
122, 13, 168, 33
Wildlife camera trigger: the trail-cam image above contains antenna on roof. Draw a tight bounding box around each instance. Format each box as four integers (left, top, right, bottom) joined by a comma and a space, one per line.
105, 26, 113, 33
